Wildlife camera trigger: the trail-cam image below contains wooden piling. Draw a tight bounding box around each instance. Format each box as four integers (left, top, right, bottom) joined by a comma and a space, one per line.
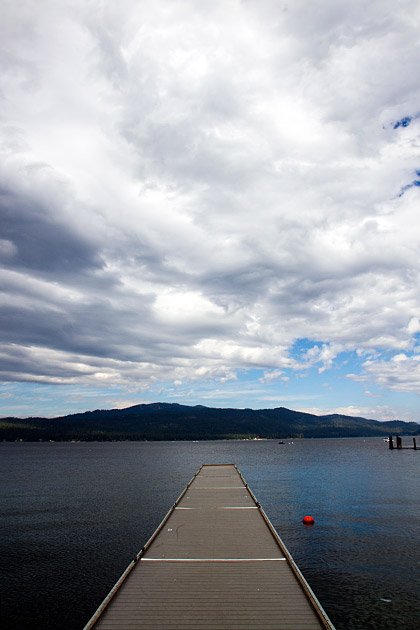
388, 435, 419, 450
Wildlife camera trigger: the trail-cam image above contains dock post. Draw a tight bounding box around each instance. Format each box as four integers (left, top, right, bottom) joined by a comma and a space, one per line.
414, 438, 417, 450
396, 435, 402, 449
388, 436, 394, 450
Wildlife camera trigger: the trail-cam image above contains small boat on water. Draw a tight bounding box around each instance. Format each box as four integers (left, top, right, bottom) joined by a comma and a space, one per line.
278, 441, 285, 444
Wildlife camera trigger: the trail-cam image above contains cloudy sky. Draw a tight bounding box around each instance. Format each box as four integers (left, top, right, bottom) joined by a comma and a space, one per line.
1, 0, 420, 420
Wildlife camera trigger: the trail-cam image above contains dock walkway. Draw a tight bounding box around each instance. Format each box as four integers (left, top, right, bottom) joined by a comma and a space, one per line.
84, 464, 335, 629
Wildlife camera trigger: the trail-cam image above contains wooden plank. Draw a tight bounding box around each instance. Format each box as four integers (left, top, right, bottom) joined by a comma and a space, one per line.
83, 464, 335, 630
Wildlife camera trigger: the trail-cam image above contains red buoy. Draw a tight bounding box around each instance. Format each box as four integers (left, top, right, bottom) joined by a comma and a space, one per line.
302, 515, 315, 525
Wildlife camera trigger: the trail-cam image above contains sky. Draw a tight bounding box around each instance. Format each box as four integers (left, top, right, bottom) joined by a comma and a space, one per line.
1, 0, 420, 421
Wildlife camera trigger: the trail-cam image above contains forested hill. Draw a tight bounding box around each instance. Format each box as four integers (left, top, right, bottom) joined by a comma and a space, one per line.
1, 402, 419, 441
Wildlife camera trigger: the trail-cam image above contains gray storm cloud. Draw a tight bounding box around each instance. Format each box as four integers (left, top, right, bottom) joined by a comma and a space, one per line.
1, 0, 420, 401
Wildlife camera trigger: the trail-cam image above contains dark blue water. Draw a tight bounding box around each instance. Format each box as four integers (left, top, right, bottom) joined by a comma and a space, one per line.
1, 438, 419, 630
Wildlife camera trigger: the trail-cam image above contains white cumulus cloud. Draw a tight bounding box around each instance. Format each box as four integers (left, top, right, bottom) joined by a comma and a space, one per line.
1, 0, 420, 416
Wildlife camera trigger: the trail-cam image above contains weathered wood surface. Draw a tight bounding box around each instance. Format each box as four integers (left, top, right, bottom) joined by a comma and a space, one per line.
84, 464, 335, 630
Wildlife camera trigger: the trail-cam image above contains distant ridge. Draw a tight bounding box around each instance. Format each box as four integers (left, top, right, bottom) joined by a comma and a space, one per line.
1, 403, 419, 441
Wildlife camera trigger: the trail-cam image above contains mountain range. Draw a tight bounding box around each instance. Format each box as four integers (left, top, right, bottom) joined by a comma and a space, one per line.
1, 402, 419, 441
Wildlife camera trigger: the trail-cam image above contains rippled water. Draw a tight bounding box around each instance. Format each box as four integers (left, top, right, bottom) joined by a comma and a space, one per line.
1, 438, 419, 629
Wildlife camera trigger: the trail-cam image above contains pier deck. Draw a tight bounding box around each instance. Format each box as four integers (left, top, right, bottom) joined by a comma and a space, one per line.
84, 464, 335, 630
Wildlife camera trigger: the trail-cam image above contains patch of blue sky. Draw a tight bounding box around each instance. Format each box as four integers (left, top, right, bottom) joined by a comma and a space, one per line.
143, 345, 376, 413
0, 382, 127, 418
393, 116, 412, 129
393, 112, 420, 129
397, 170, 420, 197
1, 345, 418, 420
156, 368, 323, 410
150, 352, 373, 413
289, 337, 317, 354
290, 338, 362, 369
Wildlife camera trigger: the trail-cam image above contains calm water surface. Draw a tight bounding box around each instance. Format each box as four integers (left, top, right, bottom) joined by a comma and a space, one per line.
1, 438, 419, 630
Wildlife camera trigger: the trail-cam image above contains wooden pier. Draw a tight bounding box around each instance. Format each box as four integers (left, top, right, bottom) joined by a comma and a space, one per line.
83, 464, 335, 630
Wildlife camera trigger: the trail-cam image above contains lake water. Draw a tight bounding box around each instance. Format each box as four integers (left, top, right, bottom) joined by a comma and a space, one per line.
1, 438, 419, 630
